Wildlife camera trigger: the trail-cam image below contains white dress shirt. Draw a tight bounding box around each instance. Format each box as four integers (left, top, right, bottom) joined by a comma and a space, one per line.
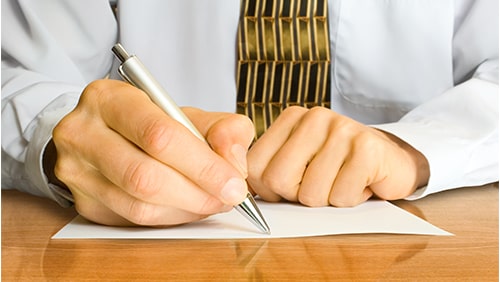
2, 0, 498, 207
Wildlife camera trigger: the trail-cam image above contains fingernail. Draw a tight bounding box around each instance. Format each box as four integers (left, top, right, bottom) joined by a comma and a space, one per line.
220, 177, 248, 205
231, 144, 248, 177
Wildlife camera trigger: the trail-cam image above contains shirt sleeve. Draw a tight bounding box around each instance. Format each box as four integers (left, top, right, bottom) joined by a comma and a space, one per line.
374, 78, 498, 200
373, 0, 499, 199
1, 0, 117, 206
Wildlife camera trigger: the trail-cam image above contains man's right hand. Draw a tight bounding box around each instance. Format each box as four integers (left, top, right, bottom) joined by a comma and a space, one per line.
50, 79, 255, 226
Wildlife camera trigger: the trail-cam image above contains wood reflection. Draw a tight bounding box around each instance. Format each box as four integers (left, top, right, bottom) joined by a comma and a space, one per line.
2, 183, 498, 281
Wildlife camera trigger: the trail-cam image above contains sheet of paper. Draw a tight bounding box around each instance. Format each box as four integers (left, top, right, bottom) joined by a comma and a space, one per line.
52, 200, 452, 239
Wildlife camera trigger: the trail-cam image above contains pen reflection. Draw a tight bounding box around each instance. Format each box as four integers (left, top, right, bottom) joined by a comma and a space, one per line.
41, 202, 429, 281
231, 201, 429, 280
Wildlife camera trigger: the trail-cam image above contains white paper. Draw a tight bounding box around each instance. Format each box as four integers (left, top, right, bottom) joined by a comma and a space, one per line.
52, 200, 452, 239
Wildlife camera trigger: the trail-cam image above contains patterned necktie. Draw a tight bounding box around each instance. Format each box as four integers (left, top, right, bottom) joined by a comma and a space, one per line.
237, 0, 331, 138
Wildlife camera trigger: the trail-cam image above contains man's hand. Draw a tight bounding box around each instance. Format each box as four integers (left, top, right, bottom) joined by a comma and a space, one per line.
248, 106, 430, 207
50, 79, 255, 226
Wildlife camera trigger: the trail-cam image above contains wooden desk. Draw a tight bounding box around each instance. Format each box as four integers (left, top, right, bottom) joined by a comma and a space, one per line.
2, 183, 498, 281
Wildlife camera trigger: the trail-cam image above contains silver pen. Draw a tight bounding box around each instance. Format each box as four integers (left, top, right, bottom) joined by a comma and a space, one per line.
112, 43, 270, 234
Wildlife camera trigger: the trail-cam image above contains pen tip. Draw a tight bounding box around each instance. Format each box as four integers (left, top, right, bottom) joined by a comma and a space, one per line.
235, 193, 271, 235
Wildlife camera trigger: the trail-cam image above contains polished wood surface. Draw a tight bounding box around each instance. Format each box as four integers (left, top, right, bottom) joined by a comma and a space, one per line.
2, 183, 498, 281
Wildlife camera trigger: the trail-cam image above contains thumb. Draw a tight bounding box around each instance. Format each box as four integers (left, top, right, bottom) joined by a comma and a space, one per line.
182, 107, 255, 178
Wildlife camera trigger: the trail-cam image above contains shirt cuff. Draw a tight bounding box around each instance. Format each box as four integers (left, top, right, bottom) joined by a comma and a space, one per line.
372, 78, 499, 200
25, 98, 78, 207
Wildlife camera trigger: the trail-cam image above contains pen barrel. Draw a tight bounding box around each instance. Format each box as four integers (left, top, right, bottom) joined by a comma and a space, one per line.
112, 44, 270, 234
118, 57, 207, 143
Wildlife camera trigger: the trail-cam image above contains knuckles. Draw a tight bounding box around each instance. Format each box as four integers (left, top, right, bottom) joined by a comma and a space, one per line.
125, 198, 159, 226
197, 158, 226, 189
78, 79, 114, 111
279, 105, 309, 119
259, 171, 298, 202
123, 160, 160, 199
52, 154, 79, 188
212, 114, 254, 136
140, 116, 176, 156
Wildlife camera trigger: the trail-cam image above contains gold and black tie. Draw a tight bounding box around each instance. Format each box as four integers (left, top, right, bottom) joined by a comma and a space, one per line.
237, 0, 331, 138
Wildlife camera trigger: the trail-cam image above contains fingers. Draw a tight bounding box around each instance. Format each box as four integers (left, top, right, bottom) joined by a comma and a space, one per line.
297, 136, 346, 207
298, 134, 375, 207
248, 107, 391, 208
256, 107, 333, 202
86, 80, 249, 206
55, 78, 421, 227
55, 114, 230, 225
327, 141, 376, 207
182, 107, 255, 178
54, 79, 254, 226
247, 106, 308, 201
87, 123, 228, 212
70, 169, 210, 226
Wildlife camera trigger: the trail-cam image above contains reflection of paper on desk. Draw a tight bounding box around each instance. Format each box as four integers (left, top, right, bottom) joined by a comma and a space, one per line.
52, 200, 451, 239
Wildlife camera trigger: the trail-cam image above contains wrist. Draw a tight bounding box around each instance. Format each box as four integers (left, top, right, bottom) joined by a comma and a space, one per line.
377, 129, 430, 190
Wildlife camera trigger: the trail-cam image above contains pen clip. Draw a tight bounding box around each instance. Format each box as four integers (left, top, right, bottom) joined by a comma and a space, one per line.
117, 65, 135, 86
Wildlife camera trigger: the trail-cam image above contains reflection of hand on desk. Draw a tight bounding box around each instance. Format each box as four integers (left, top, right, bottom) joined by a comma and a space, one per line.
2, 183, 498, 281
